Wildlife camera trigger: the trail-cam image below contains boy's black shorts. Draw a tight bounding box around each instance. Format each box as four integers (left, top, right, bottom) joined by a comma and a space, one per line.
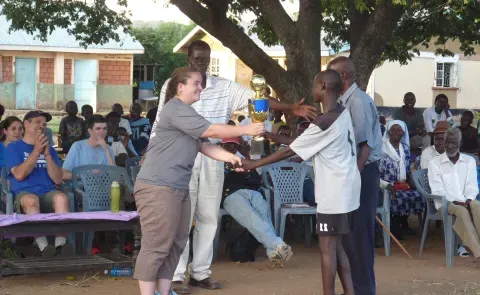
316, 211, 355, 236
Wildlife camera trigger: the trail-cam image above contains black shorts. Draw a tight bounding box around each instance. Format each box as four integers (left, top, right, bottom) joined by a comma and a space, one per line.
316, 211, 354, 236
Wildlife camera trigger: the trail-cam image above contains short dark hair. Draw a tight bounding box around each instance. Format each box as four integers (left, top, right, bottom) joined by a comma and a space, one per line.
0, 103, 5, 117
462, 110, 474, 119
404, 92, 415, 99
435, 94, 448, 103
87, 114, 106, 129
81, 104, 93, 113
2, 116, 21, 130
106, 111, 121, 121
187, 40, 211, 57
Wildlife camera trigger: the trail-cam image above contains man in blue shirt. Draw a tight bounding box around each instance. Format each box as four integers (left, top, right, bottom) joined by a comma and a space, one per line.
5, 111, 72, 257
62, 114, 115, 180
129, 103, 151, 155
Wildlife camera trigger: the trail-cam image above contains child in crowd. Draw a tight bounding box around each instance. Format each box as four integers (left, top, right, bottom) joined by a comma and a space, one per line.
112, 103, 133, 136
59, 101, 87, 153
129, 103, 151, 156
81, 104, 94, 138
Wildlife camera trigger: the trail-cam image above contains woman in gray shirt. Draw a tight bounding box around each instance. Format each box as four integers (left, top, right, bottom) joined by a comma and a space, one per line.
134, 67, 264, 295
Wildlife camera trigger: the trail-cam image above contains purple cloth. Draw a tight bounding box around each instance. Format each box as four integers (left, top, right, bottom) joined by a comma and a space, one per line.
0, 211, 138, 227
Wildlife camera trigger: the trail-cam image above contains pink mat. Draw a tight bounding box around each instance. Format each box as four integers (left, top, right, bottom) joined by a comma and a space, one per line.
0, 211, 138, 227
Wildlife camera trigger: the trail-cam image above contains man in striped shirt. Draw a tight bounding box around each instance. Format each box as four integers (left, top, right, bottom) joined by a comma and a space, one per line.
151, 40, 316, 293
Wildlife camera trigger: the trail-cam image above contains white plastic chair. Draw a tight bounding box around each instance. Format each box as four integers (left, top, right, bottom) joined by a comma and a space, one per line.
261, 162, 315, 239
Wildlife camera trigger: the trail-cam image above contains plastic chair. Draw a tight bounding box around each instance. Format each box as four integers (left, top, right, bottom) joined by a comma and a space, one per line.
376, 188, 391, 256
125, 156, 142, 184
72, 164, 133, 255
413, 169, 456, 268
261, 162, 315, 239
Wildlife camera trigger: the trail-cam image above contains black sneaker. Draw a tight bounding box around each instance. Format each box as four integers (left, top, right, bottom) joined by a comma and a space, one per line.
55, 243, 74, 257
41, 245, 56, 257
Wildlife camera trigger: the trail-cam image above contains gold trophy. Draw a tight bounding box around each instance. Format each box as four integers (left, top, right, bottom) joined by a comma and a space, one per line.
248, 74, 269, 142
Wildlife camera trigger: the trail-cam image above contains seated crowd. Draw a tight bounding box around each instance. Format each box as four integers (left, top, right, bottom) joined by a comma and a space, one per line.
0, 92, 479, 262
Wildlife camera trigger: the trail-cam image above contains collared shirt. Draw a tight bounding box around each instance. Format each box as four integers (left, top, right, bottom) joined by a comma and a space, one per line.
392, 106, 424, 133
339, 83, 382, 164
422, 106, 455, 133
151, 74, 254, 143
428, 153, 479, 209
420, 145, 442, 169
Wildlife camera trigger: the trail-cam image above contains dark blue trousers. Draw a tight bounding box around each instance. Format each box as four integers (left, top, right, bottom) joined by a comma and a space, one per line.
342, 162, 380, 295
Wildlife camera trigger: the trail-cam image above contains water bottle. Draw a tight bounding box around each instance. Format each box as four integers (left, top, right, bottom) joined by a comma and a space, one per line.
104, 267, 132, 276
110, 181, 120, 213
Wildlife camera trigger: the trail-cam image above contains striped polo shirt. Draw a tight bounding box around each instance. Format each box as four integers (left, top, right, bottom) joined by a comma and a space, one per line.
151, 74, 254, 143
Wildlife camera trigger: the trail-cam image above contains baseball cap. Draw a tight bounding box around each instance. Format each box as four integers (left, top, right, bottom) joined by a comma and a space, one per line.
23, 110, 52, 122
220, 137, 240, 145
432, 121, 450, 134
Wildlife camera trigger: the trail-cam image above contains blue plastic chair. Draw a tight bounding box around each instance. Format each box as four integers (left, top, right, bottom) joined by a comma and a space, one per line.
125, 156, 142, 184
377, 188, 391, 256
261, 162, 314, 240
72, 165, 133, 255
413, 169, 456, 268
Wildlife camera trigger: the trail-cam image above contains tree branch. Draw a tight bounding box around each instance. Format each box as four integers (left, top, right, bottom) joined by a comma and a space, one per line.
255, 0, 295, 44
349, 0, 404, 89
171, 0, 294, 98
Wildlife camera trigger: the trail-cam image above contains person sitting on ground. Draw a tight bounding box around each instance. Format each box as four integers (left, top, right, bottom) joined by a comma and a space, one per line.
105, 112, 130, 167
428, 127, 480, 258
62, 114, 115, 180
423, 94, 455, 134
420, 121, 450, 169
219, 138, 293, 265
112, 103, 133, 137
393, 92, 430, 151
459, 110, 479, 154
241, 70, 360, 295
5, 111, 73, 257
59, 101, 87, 154
129, 103, 151, 156
379, 120, 425, 239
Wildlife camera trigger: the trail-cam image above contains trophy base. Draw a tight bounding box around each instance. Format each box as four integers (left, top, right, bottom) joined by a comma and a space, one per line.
250, 139, 266, 157
253, 136, 265, 141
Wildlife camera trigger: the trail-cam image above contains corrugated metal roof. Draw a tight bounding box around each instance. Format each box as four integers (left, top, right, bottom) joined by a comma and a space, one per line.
0, 14, 143, 52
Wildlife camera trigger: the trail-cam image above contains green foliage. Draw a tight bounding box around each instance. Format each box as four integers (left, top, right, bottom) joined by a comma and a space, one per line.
0, 0, 132, 48
131, 22, 195, 95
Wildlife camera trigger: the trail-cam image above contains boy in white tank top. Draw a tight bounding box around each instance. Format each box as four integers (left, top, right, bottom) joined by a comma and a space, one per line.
241, 70, 361, 295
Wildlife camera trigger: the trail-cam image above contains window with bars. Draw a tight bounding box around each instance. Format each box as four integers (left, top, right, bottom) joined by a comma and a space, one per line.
208, 58, 220, 76
436, 62, 452, 87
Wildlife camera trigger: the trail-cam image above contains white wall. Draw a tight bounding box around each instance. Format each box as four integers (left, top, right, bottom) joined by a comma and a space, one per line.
456, 60, 480, 109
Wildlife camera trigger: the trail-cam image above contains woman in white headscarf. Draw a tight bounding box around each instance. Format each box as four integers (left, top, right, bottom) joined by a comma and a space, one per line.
379, 120, 425, 239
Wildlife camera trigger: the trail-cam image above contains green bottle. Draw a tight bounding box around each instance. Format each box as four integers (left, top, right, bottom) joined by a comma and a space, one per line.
110, 181, 120, 213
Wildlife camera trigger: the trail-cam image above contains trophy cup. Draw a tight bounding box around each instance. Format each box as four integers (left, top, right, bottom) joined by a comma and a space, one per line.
248, 74, 269, 156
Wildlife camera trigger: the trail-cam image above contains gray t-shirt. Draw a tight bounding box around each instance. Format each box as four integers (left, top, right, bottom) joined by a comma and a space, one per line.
137, 98, 211, 190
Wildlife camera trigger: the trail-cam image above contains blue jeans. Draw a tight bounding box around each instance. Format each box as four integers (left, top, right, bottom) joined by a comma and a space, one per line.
223, 189, 284, 257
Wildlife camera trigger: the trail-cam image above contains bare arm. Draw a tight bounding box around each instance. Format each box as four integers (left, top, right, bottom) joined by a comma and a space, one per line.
10, 150, 40, 181
200, 142, 240, 163
269, 98, 317, 121
45, 153, 63, 185
201, 123, 264, 139
62, 168, 72, 181
244, 147, 297, 170
357, 142, 372, 173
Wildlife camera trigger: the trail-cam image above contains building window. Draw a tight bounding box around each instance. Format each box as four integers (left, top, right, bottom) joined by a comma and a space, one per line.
436, 62, 453, 87
208, 58, 220, 76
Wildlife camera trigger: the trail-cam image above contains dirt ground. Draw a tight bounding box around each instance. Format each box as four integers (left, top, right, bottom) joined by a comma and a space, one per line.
2, 225, 480, 295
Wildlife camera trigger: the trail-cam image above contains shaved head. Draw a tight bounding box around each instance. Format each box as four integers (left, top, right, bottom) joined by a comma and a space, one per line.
312, 69, 342, 103
327, 56, 357, 80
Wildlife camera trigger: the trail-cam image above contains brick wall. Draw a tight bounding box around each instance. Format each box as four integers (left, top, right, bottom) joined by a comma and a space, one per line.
64, 59, 72, 84
39, 58, 54, 84
2, 56, 13, 82
99, 60, 130, 85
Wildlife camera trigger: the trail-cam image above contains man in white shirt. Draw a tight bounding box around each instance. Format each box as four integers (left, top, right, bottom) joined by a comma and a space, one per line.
423, 94, 455, 133
151, 40, 317, 293
420, 121, 449, 169
242, 70, 361, 295
428, 127, 480, 258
